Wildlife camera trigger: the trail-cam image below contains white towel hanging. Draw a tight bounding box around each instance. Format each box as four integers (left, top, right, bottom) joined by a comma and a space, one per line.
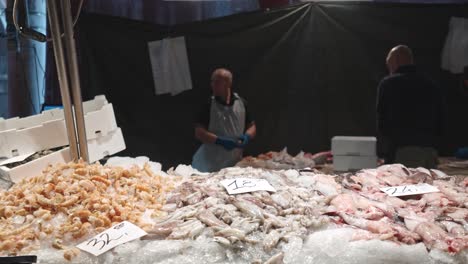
441, 17, 468, 74
148, 36, 193, 96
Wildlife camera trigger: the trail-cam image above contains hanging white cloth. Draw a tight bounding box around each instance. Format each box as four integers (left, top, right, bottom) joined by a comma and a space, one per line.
148, 36, 192, 96
441, 17, 468, 74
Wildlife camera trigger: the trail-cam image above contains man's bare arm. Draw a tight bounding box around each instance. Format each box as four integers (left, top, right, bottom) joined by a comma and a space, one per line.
195, 125, 217, 144
245, 122, 256, 139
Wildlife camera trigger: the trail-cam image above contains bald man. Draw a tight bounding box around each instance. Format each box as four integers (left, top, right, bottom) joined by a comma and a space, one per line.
192, 68, 256, 172
376, 45, 443, 168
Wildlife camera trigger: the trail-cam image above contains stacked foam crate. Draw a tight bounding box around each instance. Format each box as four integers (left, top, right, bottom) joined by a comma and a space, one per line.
0, 95, 126, 183
332, 136, 377, 172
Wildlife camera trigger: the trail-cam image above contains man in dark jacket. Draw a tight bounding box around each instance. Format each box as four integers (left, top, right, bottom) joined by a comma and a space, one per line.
376, 45, 443, 168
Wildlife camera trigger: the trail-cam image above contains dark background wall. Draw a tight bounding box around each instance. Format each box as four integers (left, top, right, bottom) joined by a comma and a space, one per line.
74, 2, 468, 168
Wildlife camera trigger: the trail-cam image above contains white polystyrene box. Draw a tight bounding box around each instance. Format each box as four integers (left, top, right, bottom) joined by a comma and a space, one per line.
82, 95, 108, 113
333, 155, 378, 171
0, 108, 64, 132
0, 95, 119, 159
331, 136, 377, 156
87, 128, 126, 163
0, 119, 69, 158
0, 127, 126, 183
84, 103, 118, 140
0, 148, 71, 183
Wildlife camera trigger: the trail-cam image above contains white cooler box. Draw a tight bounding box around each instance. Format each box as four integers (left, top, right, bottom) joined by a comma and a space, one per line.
333, 155, 377, 171
332, 136, 377, 171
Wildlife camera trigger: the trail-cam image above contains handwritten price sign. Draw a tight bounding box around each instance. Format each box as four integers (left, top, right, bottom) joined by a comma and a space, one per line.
220, 178, 276, 195
77, 221, 147, 256
380, 183, 439, 197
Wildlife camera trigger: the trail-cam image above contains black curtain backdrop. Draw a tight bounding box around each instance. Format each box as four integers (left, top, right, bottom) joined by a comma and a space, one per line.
76, 2, 468, 168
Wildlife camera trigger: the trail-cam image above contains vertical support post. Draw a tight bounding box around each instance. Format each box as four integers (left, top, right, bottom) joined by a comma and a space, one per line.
60, 0, 88, 162
46, 0, 78, 160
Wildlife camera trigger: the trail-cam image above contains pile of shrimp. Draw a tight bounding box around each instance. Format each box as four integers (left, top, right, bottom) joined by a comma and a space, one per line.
0, 160, 177, 260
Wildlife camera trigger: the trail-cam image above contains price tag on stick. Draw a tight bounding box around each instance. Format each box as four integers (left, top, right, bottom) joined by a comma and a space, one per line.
380, 183, 439, 197
221, 178, 276, 195
77, 221, 147, 256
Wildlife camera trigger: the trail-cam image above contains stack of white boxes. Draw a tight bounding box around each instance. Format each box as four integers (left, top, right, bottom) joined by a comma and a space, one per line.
0, 95, 126, 183
332, 136, 377, 171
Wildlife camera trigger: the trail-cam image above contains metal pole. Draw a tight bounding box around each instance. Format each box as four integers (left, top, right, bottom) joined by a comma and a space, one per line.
46, 0, 79, 160
60, 0, 88, 162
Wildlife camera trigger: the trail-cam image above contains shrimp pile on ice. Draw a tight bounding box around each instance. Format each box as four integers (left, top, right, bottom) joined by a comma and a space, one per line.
0, 160, 176, 260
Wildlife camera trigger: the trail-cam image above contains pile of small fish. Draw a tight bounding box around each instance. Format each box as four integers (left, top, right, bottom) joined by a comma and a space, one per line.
145, 169, 331, 263
236, 148, 318, 170
0, 159, 466, 263
146, 164, 467, 263
331, 165, 467, 252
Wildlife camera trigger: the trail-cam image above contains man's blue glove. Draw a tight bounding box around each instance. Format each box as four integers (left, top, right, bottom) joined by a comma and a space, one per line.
215, 136, 237, 151
237, 134, 251, 148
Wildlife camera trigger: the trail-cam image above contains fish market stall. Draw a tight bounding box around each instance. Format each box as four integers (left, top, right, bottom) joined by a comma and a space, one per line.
0, 157, 467, 264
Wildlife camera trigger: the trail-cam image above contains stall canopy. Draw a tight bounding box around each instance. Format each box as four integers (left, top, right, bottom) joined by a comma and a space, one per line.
75, 2, 468, 168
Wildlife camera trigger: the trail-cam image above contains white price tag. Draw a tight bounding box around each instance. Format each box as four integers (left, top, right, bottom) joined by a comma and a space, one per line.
380, 183, 439, 197
77, 221, 147, 256
220, 178, 276, 195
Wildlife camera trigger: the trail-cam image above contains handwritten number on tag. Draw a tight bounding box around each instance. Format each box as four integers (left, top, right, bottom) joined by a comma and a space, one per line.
221, 178, 276, 195
114, 222, 125, 230
383, 187, 397, 195
77, 221, 147, 256
86, 237, 106, 250
381, 184, 438, 197
241, 179, 256, 188
86, 232, 125, 250
227, 179, 257, 190
405, 186, 414, 193
227, 180, 239, 190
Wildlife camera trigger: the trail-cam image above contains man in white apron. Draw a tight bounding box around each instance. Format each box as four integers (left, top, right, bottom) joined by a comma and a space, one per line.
192, 68, 256, 172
